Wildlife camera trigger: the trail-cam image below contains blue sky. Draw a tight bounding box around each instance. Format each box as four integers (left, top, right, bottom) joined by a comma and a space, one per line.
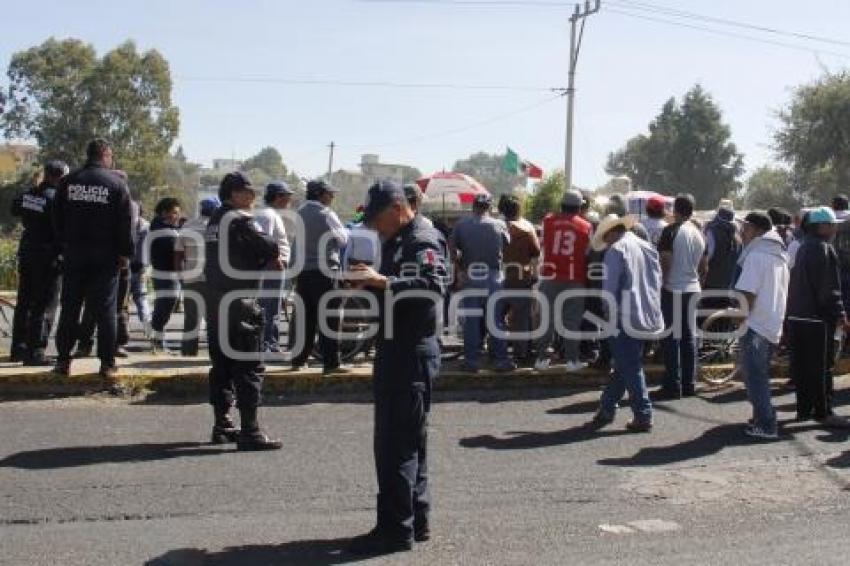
2, 0, 849, 189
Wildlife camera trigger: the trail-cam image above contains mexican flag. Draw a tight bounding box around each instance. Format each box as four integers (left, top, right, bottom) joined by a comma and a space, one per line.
502, 147, 543, 179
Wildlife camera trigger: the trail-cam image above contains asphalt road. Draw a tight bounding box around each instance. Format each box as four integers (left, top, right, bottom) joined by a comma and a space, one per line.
2, 383, 850, 565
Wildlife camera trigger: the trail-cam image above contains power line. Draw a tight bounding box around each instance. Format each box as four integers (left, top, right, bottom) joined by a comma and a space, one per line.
360, 0, 850, 51
607, 0, 850, 49
176, 74, 563, 93
606, 6, 850, 60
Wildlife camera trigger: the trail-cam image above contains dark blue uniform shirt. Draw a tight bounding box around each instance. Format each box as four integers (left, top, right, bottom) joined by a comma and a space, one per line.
374, 215, 447, 390
12, 181, 59, 253
54, 162, 133, 257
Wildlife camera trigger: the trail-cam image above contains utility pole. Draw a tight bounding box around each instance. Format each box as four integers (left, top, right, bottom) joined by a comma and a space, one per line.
327, 141, 335, 181
564, 0, 601, 193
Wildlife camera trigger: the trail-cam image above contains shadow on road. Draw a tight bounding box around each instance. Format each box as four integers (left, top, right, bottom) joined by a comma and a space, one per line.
0, 442, 229, 470
144, 539, 368, 565
701, 387, 749, 405
460, 424, 629, 450
825, 450, 850, 469
546, 399, 599, 415
597, 423, 752, 466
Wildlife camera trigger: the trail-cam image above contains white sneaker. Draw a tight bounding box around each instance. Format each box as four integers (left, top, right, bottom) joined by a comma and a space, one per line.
534, 358, 550, 371
564, 360, 588, 373
143, 321, 153, 339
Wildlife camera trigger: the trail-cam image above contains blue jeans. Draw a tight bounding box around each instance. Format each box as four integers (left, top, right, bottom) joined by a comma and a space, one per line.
259, 271, 285, 349
599, 331, 652, 423
535, 280, 585, 363
661, 290, 697, 394
130, 269, 151, 324
461, 270, 509, 367
740, 329, 777, 433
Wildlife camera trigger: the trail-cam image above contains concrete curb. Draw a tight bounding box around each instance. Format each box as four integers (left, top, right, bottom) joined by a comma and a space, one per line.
1, 357, 832, 399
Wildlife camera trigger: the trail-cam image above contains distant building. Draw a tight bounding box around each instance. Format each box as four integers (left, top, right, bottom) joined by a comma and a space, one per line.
358, 154, 415, 184
329, 154, 420, 218
212, 158, 242, 172
198, 158, 245, 184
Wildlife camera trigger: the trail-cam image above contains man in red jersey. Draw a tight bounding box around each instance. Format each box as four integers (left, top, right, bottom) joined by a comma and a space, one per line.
534, 190, 592, 372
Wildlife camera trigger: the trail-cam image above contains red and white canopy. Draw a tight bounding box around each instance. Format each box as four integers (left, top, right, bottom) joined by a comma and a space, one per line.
416, 172, 490, 212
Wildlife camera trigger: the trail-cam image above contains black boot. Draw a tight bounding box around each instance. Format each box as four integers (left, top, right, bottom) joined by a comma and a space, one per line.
236, 406, 282, 451
211, 406, 240, 444
347, 527, 413, 556
414, 520, 430, 542
24, 349, 54, 367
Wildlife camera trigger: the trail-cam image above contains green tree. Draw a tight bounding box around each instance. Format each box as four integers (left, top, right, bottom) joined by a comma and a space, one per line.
606, 85, 744, 209
775, 72, 850, 204
526, 171, 564, 224
1, 38, 179, 195
148, 145, 201, 216
240, 146, 304, 195
744, 165, 803, 211
242, 147, 287, 178
452, 151, 526, 198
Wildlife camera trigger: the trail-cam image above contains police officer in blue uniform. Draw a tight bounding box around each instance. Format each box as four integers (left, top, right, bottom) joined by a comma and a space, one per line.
204, 172, 283, 450
346, 180, 447, 556
53, 139, 133, 382
10, 159, 68, 365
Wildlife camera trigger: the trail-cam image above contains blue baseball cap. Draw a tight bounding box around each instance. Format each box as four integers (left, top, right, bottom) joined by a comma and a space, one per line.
266, 180, 293, 198
199, 196, 221, 216
363, 179, 405, 223
808, 206, 838, 224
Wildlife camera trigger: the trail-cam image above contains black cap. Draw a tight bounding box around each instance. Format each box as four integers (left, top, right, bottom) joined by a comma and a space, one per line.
473, 193, 493, 208
219, 171, 253, 201
363, 179, 405, 223
743, 211, 773, 233
265, 180, 293, 197
306, 179, 339, 200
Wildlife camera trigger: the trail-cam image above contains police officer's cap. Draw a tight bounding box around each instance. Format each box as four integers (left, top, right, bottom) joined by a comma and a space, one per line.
306, 179, 339, 199
44, 159, 69, 178
363, 179, 406, 223
219, 171, 253, 201
266, 180, 294, 198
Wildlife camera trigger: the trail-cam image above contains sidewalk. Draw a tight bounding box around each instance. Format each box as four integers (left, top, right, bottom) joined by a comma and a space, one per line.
2, 349, 835, 399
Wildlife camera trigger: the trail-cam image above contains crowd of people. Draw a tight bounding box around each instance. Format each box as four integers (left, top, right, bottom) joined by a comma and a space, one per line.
448, 189, 850, 438
8, 136, 850, 554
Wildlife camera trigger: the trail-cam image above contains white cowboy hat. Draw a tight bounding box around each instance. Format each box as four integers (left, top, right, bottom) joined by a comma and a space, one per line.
590, 214, 638, 252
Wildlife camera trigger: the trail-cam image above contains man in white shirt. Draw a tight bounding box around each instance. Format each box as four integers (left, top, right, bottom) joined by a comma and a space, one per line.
654, 194, 707, 400
291, 180, 349, 373
735, 212, 789, 439
254, 181, 292, 353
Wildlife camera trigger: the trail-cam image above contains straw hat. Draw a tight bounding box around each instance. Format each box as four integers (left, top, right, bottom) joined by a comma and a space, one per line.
590, 214, 638, 252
